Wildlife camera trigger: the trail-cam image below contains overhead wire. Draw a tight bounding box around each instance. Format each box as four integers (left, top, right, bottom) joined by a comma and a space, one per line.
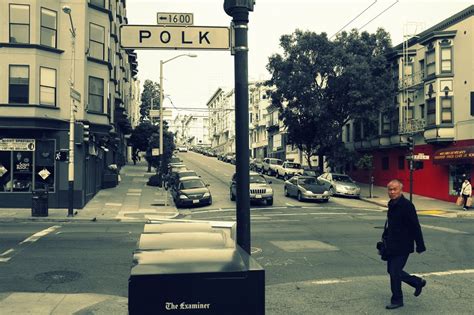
329, 0, 378, 39
357, 0, 400, 31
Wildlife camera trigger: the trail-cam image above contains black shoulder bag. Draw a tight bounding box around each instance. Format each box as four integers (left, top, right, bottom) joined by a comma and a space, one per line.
376, 220, 388, 261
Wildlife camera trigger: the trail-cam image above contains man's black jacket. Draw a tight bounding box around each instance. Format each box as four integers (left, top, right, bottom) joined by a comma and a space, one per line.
383, 195, 425, 255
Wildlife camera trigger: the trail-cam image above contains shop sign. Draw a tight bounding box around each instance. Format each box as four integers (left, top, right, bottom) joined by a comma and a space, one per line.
38, 168, 51, 180
152, 148, 160, 156
0, 139, 36, 151
433, 146, 474, 165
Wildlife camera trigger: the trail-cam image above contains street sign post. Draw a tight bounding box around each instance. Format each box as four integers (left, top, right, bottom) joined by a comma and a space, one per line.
120, 25, 230, 50
150, 109, 172, 117
157, 12, 193, 26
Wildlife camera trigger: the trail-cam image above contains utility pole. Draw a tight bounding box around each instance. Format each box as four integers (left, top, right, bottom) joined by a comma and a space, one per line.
224, 0, 255, 255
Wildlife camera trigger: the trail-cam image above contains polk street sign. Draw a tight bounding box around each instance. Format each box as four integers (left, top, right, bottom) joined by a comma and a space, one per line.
157, 12, 193, 26
120, 25, 230, 50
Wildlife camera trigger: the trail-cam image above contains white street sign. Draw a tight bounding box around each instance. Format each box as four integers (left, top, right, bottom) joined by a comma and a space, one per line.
152, 148, 161, 156
0, 165, 7, 177
413, 153, 430, 160
157, 12, 193, 26
70, 87, 81, 102
120, 25, 230, 50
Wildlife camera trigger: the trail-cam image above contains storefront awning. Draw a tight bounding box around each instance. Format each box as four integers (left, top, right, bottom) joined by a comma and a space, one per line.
433, 146, 474, 165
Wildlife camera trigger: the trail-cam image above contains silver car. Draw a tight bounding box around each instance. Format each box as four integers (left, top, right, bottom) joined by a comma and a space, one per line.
317, 172, 361, 198
230, 172, 273, 205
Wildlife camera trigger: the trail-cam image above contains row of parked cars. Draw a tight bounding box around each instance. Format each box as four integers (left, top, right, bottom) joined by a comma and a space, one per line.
165, 156, 213, 208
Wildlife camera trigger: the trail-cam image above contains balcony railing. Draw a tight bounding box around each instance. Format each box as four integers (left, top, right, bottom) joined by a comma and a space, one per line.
398, 70, 424, 90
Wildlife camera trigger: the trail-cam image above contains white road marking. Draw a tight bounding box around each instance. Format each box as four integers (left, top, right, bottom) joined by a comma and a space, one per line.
105, 203, 122, 206
286, 203, 294, 206
0, 257, 12, 262
0, 248, 15, 256
421, 224, 468, 234
308, 268, 474, 286
20, 226, 61, 244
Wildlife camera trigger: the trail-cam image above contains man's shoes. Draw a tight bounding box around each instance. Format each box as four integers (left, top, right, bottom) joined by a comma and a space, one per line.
414, 279, 427, 297
463, 207, 467, 211
386, 303, 404, 310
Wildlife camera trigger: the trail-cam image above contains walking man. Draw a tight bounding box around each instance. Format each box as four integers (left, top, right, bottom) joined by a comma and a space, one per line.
383, 179, 426, 310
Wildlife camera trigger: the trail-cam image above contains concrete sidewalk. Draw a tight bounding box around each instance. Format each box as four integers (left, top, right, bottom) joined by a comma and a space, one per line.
358, 182, 474, 218
0, 161, 178, 223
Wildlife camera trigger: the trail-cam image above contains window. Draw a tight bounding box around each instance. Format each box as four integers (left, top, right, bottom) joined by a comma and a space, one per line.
440, 47, 452, 73
398, 156, 405, 170
345, 124, 351, 142
40, 67, 56, 106
427, 98, 436, 126
9, 4, 29, 43
9, 65, 29, 104
440, 97, 452, 123
90, 0, 105, 8
419, 104, 425, 119
382, 114, 391, 135
426, 49, 435, 77
89, 23, 105, 60
88, 76, 104, 112
35, 140, 55, 192
382, 157, 389, 170
40, 8, 57, 48
0, 152, 12, 192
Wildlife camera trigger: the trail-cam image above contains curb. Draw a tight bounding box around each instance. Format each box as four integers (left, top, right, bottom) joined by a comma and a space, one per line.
359, 197, 387, 208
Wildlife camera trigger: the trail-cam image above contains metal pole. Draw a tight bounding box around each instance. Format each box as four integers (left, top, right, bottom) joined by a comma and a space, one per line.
159, 61, 164, 182
67, 24, 76, 217
224, 0, 254, 255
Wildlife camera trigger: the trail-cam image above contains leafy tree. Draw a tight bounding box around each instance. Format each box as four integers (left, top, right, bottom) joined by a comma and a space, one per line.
266, 28, 394, 171
140, 79, 161, 122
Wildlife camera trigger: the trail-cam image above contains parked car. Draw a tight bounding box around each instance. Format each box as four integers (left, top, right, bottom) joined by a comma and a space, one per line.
262, 158, 283, 176
177, 146, 188, 152
253, 158, 264, 173
229, 172, 273, 205
168, 156, 183, 168
284, 176, 330, 202
318, 172, 361, 198
224, 152, 236, 163
171, 176, 212, 208
302, 167, 321, 178
167, 170, 199, 190
275, 161, 304, 180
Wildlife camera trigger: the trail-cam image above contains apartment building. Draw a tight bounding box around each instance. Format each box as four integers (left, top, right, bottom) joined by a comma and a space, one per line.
0, 0, 138, 208
207, 87, 235, 154
249, 82, 270, 158
345, 5, 474, 202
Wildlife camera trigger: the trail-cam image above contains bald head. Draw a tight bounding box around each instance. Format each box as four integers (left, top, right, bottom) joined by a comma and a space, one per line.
387, 179, 403, 200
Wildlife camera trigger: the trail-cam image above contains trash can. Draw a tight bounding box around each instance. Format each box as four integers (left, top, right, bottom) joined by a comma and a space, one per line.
32, 189, 48, 217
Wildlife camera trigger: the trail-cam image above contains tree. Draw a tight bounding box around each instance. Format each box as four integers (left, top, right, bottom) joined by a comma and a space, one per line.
140, 79, 161, 122
266, 28, 394, 171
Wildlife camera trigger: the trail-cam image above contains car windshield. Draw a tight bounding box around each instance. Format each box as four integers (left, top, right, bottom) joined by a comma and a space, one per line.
333, 175, 353, 183
181, 179, 205, 189
299, 177, 317, 185
179, 171, 197, 178
249, 175, 267, 184
170, 157, 181, 163
271, 159, 283, 165
304, 170, 317, 176
286, 162, 301, 169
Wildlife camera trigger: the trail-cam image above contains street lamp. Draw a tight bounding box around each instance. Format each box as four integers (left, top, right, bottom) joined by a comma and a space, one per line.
159, 54, 196, 177
63, 5, 76, 217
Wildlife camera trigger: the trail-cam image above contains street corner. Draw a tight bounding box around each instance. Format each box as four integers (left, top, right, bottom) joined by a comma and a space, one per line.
359, 197, 388, 209
417, 209, 458, 218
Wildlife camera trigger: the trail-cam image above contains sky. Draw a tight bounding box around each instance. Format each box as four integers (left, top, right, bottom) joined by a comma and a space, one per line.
126, 0, 472, 115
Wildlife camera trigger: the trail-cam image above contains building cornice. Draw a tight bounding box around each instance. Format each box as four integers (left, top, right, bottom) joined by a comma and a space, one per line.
0, 43, 64, 54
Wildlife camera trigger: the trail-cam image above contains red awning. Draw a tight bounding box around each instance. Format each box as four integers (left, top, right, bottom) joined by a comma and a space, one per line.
433, 146, 474, 165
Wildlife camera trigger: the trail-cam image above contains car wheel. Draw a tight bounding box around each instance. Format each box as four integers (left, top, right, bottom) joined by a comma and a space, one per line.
267, 198, 273, 206
230, 191, 235, 201
297, 191, 303, 202
284, 187, 289, 197
329, 186, 336, 196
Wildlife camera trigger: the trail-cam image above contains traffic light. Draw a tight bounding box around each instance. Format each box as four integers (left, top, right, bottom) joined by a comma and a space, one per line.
83, 122, 90, 143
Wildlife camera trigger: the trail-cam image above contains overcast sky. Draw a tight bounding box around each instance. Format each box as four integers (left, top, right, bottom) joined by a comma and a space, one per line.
126, 0, 472, 115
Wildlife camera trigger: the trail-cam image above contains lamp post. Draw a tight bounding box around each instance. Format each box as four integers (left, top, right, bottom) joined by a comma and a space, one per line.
159, 54, 196, 178
63, 6, 76, 217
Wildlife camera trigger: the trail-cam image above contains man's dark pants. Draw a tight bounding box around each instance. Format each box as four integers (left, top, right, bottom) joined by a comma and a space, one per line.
387, 254, 423, 303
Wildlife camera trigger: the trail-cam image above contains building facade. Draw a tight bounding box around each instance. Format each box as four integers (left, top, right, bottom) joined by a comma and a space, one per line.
249, 82, 269, 158
207, 87, 235, 154
345, 5, 474, 202
0, 0, 137, 208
